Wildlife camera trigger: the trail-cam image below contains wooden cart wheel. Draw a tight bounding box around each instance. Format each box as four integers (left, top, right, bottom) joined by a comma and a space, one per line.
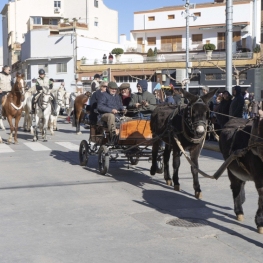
98, 145, 109, 175
79, 140, 89, 166
129, 156, 139, 165
156, 157, 164, 174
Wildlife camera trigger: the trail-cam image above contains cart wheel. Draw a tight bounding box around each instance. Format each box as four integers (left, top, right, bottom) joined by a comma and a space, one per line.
156, 157, 164, 174
129, 156, 139, 165
79, 140, 89, 166
98, 145, 109, 175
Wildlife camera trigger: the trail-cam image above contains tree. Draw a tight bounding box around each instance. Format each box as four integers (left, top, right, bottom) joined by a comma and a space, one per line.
147, 48, 154, 57
153, 47, 158, 57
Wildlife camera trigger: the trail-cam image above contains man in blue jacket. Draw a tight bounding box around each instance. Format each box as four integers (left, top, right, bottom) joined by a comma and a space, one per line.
97, 82, 124, 139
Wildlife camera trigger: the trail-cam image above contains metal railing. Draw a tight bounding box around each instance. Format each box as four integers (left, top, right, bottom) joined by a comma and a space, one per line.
80, 52, 254, 65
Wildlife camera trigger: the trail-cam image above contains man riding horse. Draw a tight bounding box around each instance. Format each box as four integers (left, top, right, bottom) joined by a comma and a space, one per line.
30, 69, 57, 116
0, 65, 12, 119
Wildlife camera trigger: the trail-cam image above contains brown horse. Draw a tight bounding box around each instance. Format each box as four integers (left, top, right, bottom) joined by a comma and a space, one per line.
1, 74, 24, 144
73, 91, 92, 134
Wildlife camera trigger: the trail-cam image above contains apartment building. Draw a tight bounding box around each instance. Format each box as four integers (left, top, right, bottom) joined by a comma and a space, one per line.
1, 0, 118, 66
130, 0, 261, 53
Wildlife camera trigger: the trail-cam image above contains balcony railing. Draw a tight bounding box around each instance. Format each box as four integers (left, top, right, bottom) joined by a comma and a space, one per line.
80, 52, 253, 65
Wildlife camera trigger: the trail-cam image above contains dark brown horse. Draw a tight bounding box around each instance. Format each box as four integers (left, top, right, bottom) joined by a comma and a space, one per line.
219, 110, 263, 233
150, 89, 217, 199
1, 74, 24, 144
73, 91, 92, 134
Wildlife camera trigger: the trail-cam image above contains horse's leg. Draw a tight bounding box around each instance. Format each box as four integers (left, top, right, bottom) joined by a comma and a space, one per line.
150, 138, 159, 176
228, 169, 245, 221
189, 145, 202, 199
49, 115, 54, 136
7, 115, 14, 144
163, 144, 172, 186
13, 114, 22, 144
33, 115, 39, 141
172, 147, 181, 191
76, 108, 81, 134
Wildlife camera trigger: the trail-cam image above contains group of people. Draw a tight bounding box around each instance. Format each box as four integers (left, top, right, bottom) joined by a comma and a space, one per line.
102, 53, 114, 64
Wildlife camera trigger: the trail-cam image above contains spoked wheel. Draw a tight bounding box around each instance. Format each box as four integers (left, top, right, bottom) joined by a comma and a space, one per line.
79, 140, 89, 166
156, 156, 164, 174
129, 156, 139, 165
98, 145, 110, 175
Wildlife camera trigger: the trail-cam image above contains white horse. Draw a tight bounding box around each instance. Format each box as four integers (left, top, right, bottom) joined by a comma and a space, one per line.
49, 87, 70, 131
67, 91, 81, 123
31, 87, 53, 141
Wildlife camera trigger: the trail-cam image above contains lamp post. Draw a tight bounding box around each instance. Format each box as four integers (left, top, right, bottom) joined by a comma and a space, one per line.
182, 0, 196, 91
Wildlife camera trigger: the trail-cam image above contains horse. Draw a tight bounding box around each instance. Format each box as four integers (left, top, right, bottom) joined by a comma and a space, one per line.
219, 110, 263, 233
0, 74, 25, 144
66, 91, 81, 123
73, 91, 92, 134
31, 86, 53, 141
150, 88, 217, 199
49, 87, 70, 132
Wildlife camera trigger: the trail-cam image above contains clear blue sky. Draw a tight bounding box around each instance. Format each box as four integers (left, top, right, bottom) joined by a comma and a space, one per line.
0, 0, 211, 45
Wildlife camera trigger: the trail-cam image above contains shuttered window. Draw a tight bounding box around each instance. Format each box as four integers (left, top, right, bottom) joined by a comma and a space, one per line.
147, 37, 156, 45
137, 38, 143, 45
192, 34, 202, 44
168, 14, 175, 19
148, 16, 155, 21
161, 35, 182, 51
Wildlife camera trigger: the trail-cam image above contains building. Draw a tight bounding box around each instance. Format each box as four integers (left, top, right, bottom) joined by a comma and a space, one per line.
1, 0, 118, 67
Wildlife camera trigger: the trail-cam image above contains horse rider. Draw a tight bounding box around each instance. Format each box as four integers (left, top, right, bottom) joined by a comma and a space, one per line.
128, 80, 156, 120
0, 65, 12, 119
30, 69, 57, 116
97, 82, 124, 141
91, 74, 101, 93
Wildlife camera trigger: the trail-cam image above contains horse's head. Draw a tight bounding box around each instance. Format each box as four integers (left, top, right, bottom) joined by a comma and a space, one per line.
40, 86, 51, 109
56, 88, 65, 107
64, 92, 70, 109
85, 91, 92, 98
250, 109, 263, 161
13, 73, 25, 95
181, 88, 217, 136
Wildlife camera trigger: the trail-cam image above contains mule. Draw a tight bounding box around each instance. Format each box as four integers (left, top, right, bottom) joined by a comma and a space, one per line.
219, 111, 263, 233
73, 91, 91, 134
0, 74, 24, 144
150, 89, 217, 199
31, 86, 53, 141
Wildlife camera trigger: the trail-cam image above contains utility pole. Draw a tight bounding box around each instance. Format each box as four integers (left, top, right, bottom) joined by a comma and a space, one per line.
226, 0, 233, 94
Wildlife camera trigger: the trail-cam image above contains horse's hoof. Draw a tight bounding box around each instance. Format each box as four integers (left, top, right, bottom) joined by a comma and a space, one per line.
76, 132, 82, 135
14, 141, 19, 145
33, 138, 37, 142
258, 227, 263, 234
195, 192, 203, 199
0, 139, 2, 144
166, 180, 172, 186
237, 214, 244, 221
174, 185, 181, 191
150, 166, 156, 176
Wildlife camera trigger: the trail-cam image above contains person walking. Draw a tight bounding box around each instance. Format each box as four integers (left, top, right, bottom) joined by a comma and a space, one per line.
216, 90, 232, 128
0, 65, 12, 118
229, 85, 245, 118
91, 74, 101, 92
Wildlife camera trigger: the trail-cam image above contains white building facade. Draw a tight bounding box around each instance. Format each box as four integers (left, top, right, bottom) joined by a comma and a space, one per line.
130, 0, 261, 53
1, 0, 118, 66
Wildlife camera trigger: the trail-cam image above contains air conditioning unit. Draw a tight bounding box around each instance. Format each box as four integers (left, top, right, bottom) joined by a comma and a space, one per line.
54, 7, 60, 13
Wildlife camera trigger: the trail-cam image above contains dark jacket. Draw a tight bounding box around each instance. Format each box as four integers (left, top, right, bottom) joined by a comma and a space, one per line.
229, 87, 244, 118
129, 91, 156, 116
98, 89, 124, 114
216, 99, 232, 128
173, 94, 183, 105
89, 89, 103, 124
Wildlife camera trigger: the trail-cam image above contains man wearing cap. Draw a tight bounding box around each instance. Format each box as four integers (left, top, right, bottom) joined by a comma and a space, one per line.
128, 79, 156, 120
119, 82, 131, 107
97, 82, 124, 140
91, 74, 101, 93
229, 85, 244, 118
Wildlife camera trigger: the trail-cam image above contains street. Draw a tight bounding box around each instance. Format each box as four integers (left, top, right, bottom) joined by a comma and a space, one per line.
0, 117, 262, 263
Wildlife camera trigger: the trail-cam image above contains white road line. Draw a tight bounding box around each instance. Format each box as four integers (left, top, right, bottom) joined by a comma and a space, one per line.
24, 142, 51, 151
55, 142, 79, 151
0, 144, 14, 153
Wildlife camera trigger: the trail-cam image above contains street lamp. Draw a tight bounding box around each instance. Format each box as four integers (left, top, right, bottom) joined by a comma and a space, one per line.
182, 0, 197, 91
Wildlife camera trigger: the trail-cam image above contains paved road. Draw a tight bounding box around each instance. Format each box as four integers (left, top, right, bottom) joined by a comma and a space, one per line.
0, 117, 262, 263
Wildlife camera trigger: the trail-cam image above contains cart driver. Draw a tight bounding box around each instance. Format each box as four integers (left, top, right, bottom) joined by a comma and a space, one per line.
97, 82, 124, 141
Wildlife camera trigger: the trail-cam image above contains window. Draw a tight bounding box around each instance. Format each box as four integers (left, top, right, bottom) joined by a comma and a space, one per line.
161, 35, 182, 51
193, 12, 201, 17
148, 16, 155, 21
94, 17, 98, 26
168, 14, 175, 20
147, 37, 156, 45
94, 0, 98, 7
57, 63, 67, 73
240, 72, 247, 80
192, 34, 202, 44
32, 17, 42, 25
137, 38, 143, 45
38, 64, 48, 74
54, 1, 61, 8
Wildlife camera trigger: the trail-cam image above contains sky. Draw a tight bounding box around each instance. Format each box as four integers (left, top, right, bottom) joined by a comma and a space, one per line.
0, 0, 211, 45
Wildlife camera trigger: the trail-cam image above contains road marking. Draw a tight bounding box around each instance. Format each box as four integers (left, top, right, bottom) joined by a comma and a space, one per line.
24, 142, 51, 151
0, 144, 14, 153
55, 142, 79, 151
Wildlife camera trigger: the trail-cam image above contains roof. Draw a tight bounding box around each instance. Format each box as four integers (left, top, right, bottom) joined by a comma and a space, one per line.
134, 0, 251, 14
